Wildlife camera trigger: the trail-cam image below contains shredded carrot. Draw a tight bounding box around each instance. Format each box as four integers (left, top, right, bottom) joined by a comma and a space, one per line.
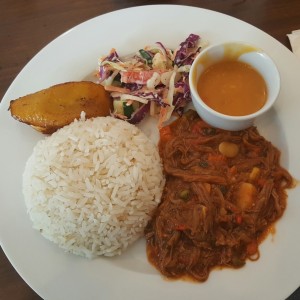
257, 178, 267, 187
176, 224, 188, 231
207, 153, 227, 163
247, 147, 261, 158
104, 85, 131, 93
236, 214, 243, 224
157, 106, 169, 129
228, 166, 237, 175
159, 125, 172, 143
191, 120, 204, 133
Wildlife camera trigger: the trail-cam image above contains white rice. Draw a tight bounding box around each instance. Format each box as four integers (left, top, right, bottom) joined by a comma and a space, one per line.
23, 116, 165, 258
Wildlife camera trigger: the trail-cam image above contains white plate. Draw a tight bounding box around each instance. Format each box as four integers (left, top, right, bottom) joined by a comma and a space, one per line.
1, 5, 300, 300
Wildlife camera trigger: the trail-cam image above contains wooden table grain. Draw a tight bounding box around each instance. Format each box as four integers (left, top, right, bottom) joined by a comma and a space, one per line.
1, 0, 299, 299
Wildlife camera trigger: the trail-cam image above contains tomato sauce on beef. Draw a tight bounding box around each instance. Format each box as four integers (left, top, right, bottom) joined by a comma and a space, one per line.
145, 110, 293, 282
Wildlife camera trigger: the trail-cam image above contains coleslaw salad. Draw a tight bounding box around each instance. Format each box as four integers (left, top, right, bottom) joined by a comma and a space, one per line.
97, 34, 207, 127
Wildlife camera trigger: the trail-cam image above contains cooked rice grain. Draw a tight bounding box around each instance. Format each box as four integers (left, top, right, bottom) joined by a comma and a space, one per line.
23, 116, 164, 258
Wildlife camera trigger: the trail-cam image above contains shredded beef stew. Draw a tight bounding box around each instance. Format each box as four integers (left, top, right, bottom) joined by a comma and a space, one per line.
145, 110, 293, 282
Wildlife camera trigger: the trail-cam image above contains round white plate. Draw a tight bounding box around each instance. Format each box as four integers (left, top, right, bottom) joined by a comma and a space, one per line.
1, 5, 300, 300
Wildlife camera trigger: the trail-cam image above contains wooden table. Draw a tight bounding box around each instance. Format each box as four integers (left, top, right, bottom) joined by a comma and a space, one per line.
1, 0, 299, 299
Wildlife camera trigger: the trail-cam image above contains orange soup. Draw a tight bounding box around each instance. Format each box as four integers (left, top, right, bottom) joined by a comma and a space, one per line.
197, 60, 267, 116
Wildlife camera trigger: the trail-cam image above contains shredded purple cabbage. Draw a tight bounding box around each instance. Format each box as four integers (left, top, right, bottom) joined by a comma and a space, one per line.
174, 34, 200, 67
105, 49, 120, 62
128, 102, 150, 124
98, 50, 120, 82
175, 78, 190, 98
98, 66, 110, 82
173, 94, 191, 116
124, 83, 143, 91
173, 75, 192, 115
156, 42, 168, 53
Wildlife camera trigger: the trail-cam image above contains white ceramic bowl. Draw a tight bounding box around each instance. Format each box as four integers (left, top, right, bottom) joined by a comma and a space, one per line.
189, 42, 280, 130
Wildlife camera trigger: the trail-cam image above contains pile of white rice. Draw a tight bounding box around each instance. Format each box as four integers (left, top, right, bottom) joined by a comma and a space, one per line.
23, 116, 164, 258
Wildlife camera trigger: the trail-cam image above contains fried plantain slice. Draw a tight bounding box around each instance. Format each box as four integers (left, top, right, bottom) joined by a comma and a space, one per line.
9, 81, 112, 134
